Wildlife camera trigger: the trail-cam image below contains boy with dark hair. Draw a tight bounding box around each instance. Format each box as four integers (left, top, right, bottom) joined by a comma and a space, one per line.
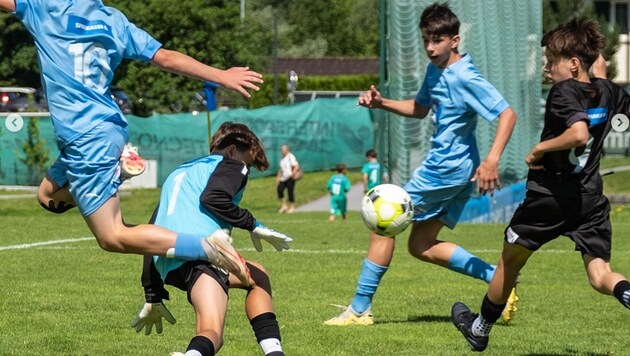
361, 149, 385, 193
327, 164, 352, 222
131, 122, 291, 356
451, 17, 630, 352
325, 1, 518, 326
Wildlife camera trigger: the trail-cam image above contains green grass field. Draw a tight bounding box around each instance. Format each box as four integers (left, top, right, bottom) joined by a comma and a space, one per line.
1, 166, 630, 355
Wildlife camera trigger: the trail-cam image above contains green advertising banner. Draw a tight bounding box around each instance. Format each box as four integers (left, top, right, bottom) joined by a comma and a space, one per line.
0, 98, 374, 185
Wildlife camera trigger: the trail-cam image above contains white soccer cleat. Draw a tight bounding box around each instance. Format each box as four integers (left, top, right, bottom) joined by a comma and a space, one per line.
203, 229, 254, 287
120, 143, 146, 179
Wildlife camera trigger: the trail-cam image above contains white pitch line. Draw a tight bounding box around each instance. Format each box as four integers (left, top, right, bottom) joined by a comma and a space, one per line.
2, 237, 629, 256
0, 237, 93, 251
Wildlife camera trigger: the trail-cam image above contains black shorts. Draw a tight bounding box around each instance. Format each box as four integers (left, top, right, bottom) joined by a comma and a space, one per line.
505, 191, 612, 260
164, 261, 230, 304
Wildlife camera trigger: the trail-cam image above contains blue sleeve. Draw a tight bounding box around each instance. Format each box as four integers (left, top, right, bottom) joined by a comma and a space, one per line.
415, 66, 432, 107
113, 9, 162, 61
462, 75, 508, 122
13, 0, 44, 33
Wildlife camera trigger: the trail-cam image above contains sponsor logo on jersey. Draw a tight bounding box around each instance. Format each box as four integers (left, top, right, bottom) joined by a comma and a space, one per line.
67, 15, 112, 36
586, 107, 608, 126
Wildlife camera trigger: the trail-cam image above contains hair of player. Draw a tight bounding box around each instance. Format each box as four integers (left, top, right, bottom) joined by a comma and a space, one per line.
211, 121, 269, 171
336, 163, 346, 173
366, 149, 377, 159
419, 2, 460, 37
541, 16, 606, 70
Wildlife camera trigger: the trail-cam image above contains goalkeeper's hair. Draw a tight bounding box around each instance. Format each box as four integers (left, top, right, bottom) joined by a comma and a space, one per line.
211, 122, 269, 171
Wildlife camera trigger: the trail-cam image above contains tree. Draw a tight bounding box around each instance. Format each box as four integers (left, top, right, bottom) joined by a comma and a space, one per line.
20, 118, 49, 185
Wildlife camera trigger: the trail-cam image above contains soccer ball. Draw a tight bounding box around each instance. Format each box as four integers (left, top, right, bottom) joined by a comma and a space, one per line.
360, 184, 413, 237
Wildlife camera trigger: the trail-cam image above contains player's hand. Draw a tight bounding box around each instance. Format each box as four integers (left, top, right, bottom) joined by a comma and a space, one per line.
357, 85, 383, 109
250, 221, 293, 252
220, 66, 264, 99
591, 53, 607, 79
525, 146, 545, 170
471, 160, 500, 196
130, 302, 176, 335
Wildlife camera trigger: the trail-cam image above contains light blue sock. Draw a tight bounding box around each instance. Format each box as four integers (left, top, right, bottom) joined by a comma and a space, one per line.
448, 246, 496, 284
173, 234, 207, 260
350, 259, 388, 314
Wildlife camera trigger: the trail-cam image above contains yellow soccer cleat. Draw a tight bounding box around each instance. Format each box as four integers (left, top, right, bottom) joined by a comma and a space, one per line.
323, 305, 374, 326
501, 287, 519, 325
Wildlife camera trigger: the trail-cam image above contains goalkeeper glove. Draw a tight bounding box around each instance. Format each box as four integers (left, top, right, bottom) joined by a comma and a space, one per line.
250, 221, 293, 252
130, 302, 176, 335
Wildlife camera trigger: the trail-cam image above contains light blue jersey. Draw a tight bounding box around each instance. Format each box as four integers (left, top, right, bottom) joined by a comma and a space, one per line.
153, 155, 245, 279
414, 53, 508, 185
13, 0, 162, 148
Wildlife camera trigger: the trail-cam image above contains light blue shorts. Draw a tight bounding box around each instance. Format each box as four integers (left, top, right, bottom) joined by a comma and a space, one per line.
403, 175, 473, 229
48, 121, 128, 216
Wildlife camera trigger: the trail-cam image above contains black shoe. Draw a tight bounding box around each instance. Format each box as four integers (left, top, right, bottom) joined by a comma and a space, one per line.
451, 302, 489, 352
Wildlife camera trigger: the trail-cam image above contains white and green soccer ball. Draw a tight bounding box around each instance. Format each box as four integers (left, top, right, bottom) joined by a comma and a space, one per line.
360, 184, 413, 237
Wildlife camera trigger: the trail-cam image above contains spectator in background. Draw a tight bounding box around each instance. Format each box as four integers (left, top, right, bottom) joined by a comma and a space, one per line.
327, 164, 352, 222
361, 149, 387, 193
276, 144, 300, 214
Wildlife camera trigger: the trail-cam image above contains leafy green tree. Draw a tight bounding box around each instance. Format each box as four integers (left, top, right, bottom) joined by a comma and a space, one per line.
20, 118, 49, 185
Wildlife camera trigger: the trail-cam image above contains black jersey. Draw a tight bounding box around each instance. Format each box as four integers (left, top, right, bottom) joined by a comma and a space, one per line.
527, 78, 629, 197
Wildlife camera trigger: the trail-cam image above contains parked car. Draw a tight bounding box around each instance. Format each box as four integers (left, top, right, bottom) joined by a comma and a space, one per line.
0, 87, 45, 112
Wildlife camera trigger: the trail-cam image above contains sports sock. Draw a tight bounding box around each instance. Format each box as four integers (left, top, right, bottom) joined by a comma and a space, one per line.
250, 312, 284, 355
480, 293, 506, 322
474, 293, 506, 337
448, 246, 496, 283
350, 258, 388, 314
185, 335, 215, 356
613, 280, 630, 309
173, 234, 206, 260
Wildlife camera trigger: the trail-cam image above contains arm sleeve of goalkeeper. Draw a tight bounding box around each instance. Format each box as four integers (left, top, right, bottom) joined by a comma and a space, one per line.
142, 206, 169, 303
199, 159, 257, 231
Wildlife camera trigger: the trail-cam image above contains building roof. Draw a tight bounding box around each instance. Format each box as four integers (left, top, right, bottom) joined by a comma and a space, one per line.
269, 57, 379, 76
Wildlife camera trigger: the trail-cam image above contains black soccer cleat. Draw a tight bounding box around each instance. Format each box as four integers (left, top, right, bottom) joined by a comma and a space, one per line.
451, 302, 489, 352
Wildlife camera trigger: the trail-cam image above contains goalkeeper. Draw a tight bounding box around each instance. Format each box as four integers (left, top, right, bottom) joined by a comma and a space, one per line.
131, 122, 291, 356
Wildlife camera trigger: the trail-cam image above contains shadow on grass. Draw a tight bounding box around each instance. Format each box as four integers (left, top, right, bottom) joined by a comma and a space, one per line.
376, 314, 451, 324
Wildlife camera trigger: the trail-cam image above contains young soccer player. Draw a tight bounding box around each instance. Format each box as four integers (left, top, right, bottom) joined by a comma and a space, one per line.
327, 164, 352, 222
361, 149, 386, 193
324, 2, 518, 326
0, 0, 264, 285
131, 122, 291, 356
451, 17, 630, 352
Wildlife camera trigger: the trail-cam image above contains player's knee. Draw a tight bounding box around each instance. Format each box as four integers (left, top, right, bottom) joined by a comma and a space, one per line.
92, 233, 125, 253
248, 262, 272, 293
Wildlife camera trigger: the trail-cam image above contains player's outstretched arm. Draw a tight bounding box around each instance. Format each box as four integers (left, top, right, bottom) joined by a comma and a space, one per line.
250, 221, 293, 252
0, 0, 15, 12
358, 85, 428, 118
151, 48, 263, 99
472, 107, 517, 196
130, 255, 176, 335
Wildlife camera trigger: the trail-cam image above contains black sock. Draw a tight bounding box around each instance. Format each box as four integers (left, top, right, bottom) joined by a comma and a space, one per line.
250, 312, 281, 342
480, 294, 506, 324
187, 335, 215, 356
250, 312, 283, 355
613, 280, 630, 309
